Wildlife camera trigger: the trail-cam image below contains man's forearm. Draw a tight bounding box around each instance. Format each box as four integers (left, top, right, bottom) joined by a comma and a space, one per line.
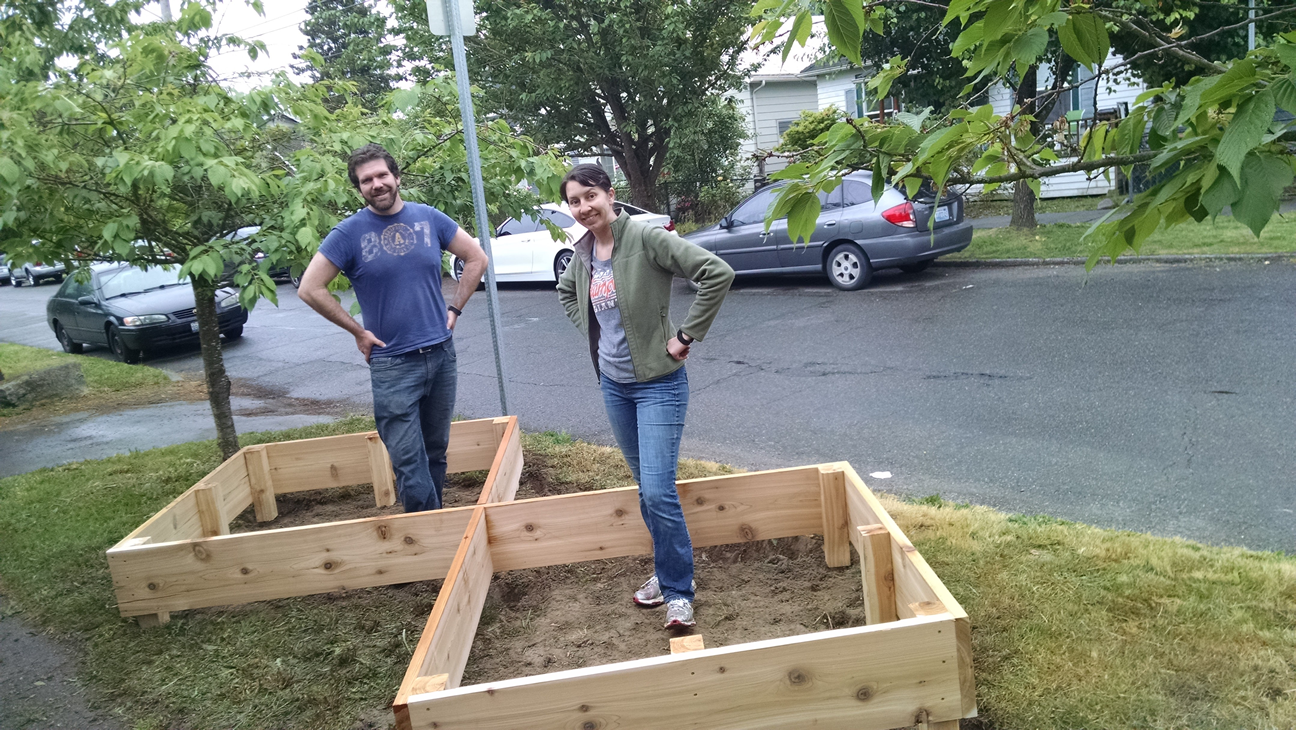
301, 288, 365, 337
453, 257, 487, 310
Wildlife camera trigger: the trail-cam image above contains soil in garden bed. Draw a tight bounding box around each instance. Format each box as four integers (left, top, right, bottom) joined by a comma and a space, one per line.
225, 459, 868, 686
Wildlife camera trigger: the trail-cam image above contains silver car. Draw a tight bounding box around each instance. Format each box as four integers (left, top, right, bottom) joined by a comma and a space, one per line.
0, 255, 9, 286
9, 243, 66, 287
685, 171, 972, 290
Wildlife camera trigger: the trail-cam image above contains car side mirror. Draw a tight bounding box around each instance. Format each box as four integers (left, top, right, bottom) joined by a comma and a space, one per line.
77, 296, 95, 306
718, 217, 733, 230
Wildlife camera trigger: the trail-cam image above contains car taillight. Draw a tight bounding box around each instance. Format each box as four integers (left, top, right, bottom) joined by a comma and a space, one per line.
881, 202, 916, 228
664, 219, 676, 232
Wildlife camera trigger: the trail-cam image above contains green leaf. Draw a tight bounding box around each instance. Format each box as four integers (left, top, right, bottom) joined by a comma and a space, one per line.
786, 194, 821, 244
1200, 167, 1241, 216
783, 12, 812, 62
1231, 153, 1295, 236
1215, 89, 1275, 184
1058, 12, 1109, 71
1272, 77, 1296, 116
1011, 27, 1049, 68
823, 0, 865, 66
0, 157, 21, 185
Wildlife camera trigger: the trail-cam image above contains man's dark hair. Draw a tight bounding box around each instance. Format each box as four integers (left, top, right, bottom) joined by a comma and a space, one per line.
560, 163, 613, 203
347, 143, 400, 189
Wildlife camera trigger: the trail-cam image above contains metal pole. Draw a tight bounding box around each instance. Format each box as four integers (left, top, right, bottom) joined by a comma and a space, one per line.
1248, 0, 1256, 51
159, 0, 172, 22
427, 0, 511, 415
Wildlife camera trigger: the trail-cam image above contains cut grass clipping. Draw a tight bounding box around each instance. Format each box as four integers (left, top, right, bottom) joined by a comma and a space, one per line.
0, 420, 1293, 729
951, 214, 1296, 261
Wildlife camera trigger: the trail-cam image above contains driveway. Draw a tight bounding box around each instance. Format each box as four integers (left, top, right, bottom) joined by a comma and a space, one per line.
3, 262, 1293, 552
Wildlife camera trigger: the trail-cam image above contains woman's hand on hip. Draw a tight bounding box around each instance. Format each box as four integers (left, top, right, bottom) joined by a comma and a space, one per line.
666, 336, 690, 361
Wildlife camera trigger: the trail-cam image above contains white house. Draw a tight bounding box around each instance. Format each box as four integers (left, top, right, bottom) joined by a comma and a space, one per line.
737, 29, 1148, 198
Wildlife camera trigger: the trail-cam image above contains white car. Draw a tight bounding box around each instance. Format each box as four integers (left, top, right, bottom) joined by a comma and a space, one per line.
450, 202, 674, 283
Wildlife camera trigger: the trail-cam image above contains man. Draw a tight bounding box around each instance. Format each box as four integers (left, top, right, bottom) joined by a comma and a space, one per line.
298, 143, 488, 512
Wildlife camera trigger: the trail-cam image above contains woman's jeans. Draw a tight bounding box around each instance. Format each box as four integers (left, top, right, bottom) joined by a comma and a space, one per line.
368, 339, 457, 512
601, 366, 694, 603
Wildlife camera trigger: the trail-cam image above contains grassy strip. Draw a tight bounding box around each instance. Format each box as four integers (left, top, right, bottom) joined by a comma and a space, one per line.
0, 344, 170, 394
951, 215, 1296, 261
964, 195, 1109, 219
0, 424, 1293, 729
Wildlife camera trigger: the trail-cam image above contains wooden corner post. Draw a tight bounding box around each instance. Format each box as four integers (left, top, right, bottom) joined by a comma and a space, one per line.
367, 434, 397, 507
818, 465, 851, 568
243, 444, 278, 522
192, 482, 228, 538
858, 523, 898, 625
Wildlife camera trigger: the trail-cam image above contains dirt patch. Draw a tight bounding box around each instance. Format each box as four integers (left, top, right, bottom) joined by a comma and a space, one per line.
226, 450, 866, 688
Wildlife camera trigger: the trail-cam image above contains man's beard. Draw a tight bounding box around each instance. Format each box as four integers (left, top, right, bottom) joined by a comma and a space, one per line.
364, 186, 399, 213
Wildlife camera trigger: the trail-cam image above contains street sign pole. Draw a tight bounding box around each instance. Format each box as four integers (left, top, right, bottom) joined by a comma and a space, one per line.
424, 0, 510, 415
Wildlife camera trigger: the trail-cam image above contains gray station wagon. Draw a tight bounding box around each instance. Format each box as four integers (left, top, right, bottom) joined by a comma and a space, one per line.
684, 171, 972, 290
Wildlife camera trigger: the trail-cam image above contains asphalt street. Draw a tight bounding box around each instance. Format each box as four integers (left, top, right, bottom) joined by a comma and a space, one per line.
2, 261, 1293, 552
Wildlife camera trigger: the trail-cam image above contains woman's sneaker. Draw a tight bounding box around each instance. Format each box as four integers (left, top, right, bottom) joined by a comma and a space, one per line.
632, 575, 696, 608
664, 598, 696, 629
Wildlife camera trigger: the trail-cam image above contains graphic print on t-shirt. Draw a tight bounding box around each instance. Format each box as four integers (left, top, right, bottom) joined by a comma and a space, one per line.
590, 262, 617, 313
360, 221, 437, 262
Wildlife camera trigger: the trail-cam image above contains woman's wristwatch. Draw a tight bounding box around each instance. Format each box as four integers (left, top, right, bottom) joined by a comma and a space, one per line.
676, 329, 695, 346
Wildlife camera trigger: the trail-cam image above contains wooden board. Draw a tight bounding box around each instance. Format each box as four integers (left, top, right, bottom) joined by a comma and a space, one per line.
401, 615, 964, 730
395, 509, 494, 727
108, 507, 475, 616
840, 464, 976, 718
259, 419, 504, 496
476, 418, 521, 506
484, 466, 825, 573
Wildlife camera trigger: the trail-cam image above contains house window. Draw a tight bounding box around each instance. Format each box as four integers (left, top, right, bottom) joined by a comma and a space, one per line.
777, 119, 795, 136
848, 81, 899, 121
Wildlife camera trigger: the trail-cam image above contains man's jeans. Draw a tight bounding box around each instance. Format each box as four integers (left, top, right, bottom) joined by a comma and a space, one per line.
369, 339, 457, 512
601, 366, 694, 603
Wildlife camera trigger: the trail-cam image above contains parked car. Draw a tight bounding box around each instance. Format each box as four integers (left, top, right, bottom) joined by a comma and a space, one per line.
448, 201, 674, 283
0, 255, 10, 286
46, 262, 248, 363
10, 243, 66, 286
683, 171, 972, 291
220, 226, 301, 288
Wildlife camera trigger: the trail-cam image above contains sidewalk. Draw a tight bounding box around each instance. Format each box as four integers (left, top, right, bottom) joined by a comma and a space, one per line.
970, 198, 1296, 229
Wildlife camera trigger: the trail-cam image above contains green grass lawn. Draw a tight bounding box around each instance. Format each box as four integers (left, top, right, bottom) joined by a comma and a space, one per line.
1, 423, 1293, 729
0, 343, 170, 393
952, 215, 1296, 261
964, 194, 1110, 219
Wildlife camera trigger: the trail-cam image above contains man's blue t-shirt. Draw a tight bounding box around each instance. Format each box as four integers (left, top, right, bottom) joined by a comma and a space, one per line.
319, 202, 459, 358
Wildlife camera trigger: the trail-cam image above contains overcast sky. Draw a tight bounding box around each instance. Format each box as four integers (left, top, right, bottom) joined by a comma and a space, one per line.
137, 0, 398, 89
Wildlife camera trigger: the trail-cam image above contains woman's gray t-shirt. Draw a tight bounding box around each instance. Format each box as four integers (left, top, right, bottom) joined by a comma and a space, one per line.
589, 255, 636, 383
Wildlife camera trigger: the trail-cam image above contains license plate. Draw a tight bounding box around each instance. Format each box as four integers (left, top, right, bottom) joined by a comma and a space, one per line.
934, 205, 952, 223
191, 322, 199, 332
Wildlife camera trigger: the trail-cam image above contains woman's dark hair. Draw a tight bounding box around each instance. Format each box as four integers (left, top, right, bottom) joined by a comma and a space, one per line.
347, 143, 400, 189
560, 163, 613, 202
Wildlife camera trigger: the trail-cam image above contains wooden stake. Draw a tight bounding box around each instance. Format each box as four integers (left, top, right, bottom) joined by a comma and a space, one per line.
137, 611, 170, 628
669, 635, 705, 654
243, 445, 277, 522
192, 483, 228, 538
818, 466, 851, 568
859, 524, 897, 625
367, 434, 397, 507
915, 708, 960, 729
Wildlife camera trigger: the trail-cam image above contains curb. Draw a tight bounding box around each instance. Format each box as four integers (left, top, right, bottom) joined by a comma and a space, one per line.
934, 252, 1296, 268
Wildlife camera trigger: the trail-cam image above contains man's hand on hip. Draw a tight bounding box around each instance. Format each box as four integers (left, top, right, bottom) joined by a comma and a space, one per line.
356, 330, 387, 363
447, 310, 458, 330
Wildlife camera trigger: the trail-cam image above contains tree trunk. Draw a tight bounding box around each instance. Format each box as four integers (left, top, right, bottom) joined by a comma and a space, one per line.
1010, 64, 1039, 230
615, 149, 660, 211
1011, 181, 1038, 229
192, 277, 240, 460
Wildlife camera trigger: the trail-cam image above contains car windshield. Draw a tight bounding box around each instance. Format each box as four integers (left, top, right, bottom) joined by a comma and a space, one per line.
99, 265, 187, 299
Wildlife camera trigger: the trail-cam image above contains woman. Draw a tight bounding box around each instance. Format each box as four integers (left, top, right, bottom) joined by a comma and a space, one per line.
556, 164, 734, 629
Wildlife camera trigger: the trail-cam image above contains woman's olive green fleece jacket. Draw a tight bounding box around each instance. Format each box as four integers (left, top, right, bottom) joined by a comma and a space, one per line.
557, 211, 735, 382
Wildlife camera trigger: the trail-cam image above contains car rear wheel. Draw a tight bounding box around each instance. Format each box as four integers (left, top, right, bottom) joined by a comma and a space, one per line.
224, 325, 244, 340
55, 323, 83, 354
108, 325, 142, 364
452, 257, 464, 281
826, 243, 872, 291
553, 250, 573, 281
290, 272, 302, 289
900, 260, 932, 274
